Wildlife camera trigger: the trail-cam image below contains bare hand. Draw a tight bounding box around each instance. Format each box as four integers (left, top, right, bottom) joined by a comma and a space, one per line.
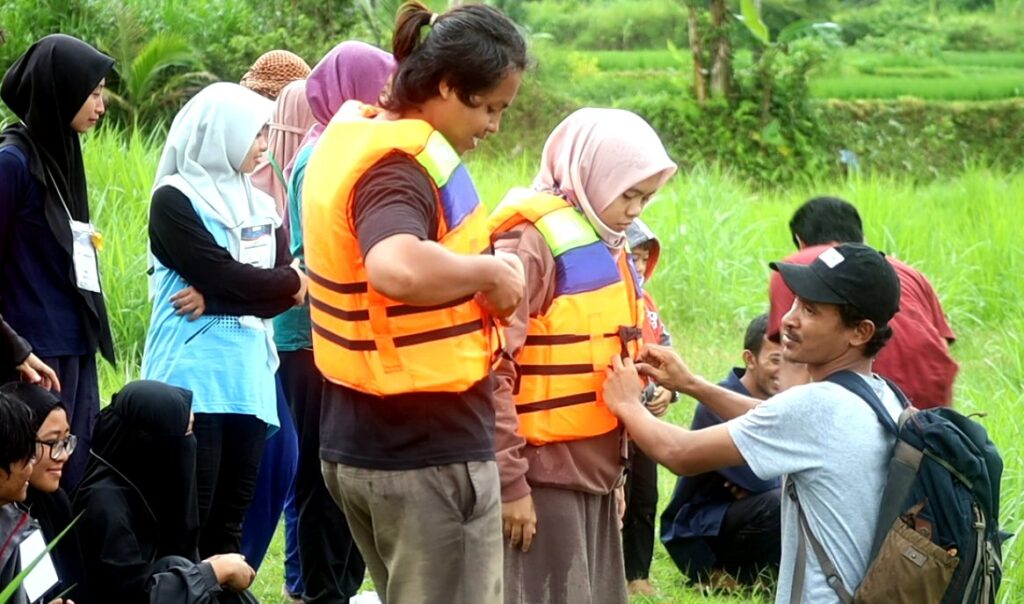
47, 599, 73, 604
502, 493, 537, 552
16, 353, 61, 392
636, 345, 696, 394
290, 258, 309, 306
478, 252, 525, 323
207, 553, 256, 591
603, 355, 645, 418
647, 386, 672, 417
171, 286, 206, 321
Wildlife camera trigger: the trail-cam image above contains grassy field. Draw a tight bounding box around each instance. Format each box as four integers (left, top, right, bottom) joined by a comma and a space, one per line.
579, 49, 1024, 101
81, 126, 1023, 603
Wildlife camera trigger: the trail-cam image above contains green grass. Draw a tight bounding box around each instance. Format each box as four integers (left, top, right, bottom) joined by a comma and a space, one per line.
810, 72, 1024, 100
931, 51, 1024, 69
575, 49, 1024, 101
83, 127, 1024, 603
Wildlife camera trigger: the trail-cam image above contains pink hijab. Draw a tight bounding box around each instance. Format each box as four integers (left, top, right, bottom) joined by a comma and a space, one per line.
533, 108, 677, 249
298, 41, 396, 152
251, 80, 316, 217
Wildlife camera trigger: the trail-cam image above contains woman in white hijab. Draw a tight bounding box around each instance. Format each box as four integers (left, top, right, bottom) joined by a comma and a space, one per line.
142, 82, 307, 558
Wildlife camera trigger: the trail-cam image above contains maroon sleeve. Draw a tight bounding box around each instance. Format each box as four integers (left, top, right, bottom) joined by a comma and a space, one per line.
352, 156, 439, 258
493, 224, 557, 502
767, 270, 794, 343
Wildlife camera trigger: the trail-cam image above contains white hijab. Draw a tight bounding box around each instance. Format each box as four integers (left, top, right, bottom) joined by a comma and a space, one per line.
153, 82, 278, 258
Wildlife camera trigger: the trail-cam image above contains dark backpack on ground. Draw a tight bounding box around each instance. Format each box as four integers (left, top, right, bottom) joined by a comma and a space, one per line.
788, 370, 1004, 604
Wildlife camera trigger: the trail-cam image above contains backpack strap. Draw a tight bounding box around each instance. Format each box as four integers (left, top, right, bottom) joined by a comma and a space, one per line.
788, 372, 916, 601
870, 410, 923, 558
787, 479, 854, 604
824, 370, 909, 436
825, 371, 923, 558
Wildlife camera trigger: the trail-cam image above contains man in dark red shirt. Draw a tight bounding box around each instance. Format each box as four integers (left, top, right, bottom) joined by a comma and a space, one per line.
768, 197, 958, 408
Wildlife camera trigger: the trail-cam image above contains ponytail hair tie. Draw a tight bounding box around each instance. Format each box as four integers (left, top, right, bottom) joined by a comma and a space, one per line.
429, 13, 440, 26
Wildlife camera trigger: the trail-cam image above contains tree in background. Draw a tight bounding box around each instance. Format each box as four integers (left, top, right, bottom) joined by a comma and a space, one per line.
683, 0, 734, 104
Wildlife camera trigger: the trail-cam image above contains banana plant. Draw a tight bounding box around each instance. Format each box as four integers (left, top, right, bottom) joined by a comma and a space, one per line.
101, 10, 214, 129
737, 0, 840, 124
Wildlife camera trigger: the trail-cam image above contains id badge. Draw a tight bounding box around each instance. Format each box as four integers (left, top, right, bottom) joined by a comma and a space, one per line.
238, 223, 274, 269
70, 219, 101, 292
19, 529, 59, 602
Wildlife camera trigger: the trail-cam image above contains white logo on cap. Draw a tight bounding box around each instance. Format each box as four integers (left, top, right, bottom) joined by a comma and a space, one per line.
819, 247, 845, 268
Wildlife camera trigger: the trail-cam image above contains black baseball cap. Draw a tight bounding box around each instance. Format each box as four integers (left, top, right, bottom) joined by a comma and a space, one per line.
770, 243, 901, 326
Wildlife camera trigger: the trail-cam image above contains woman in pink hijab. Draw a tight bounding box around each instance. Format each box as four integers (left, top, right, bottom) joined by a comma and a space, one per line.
489, 108, 676, 604
250, 80, 316, 218
273, 40, 395, 604
532, 107, 677, 250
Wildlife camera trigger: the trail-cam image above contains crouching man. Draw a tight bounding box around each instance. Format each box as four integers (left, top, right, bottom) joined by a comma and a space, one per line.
604, 243, 904, 603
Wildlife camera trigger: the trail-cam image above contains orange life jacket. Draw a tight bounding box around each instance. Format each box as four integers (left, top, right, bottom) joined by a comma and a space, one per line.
489, 193, 644, 445
302, 101, 494, 396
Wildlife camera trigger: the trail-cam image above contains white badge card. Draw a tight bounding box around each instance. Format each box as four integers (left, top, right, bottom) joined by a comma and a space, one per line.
18, 529, 59, 603
238, 223, 274, 269
70, 219, 101, 293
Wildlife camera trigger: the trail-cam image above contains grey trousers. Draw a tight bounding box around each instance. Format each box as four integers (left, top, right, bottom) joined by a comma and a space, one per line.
322, 460, 503, 604
504, 486, 629, 604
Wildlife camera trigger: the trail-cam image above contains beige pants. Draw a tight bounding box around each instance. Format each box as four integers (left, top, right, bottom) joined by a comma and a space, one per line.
504, 486, 629, 604
322, 460, 503, 604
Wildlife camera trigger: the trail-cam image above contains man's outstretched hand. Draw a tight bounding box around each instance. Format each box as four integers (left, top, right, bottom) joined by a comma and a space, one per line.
636, 345, 697, 395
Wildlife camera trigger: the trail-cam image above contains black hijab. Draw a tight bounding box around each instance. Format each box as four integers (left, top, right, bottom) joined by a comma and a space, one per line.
0, 34, 116, 363
77, 380, 199, 558
0, 382, 66, 431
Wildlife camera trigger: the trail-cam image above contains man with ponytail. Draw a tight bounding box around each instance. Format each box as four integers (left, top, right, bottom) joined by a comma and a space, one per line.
302, 2, 527, 602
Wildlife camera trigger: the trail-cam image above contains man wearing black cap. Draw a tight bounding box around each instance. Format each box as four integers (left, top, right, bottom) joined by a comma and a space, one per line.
603, 243, 905, 603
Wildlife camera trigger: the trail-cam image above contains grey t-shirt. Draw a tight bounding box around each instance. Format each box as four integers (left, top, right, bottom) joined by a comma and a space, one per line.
727, 373, 901, 604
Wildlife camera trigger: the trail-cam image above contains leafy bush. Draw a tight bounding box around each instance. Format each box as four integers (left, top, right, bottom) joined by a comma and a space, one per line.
1, 0, 363, 126
943, 20, 1020, 52
821, 98, 1024, 179
480, 39, 578, 159
618, 93, 1024, 183
620, 93, 831, 185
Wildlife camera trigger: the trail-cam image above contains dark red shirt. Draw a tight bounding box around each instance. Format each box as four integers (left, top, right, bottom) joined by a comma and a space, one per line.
768, 245, 958, 408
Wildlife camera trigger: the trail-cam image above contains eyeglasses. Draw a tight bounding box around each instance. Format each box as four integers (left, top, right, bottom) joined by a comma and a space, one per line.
35, 435, 78, 461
